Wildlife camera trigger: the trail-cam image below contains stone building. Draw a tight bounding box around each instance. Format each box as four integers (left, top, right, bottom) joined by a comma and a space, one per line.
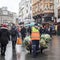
0, 7, 17, 25
32, 0, 54, 23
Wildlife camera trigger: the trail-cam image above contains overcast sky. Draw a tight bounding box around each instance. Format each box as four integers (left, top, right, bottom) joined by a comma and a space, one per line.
0, 0, 21, 14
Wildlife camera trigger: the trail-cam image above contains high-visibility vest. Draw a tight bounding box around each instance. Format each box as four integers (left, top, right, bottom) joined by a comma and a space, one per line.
31, 27, 40, 40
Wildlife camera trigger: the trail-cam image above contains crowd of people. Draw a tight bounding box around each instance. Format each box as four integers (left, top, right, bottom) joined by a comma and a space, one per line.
0, 23, 27, 56
0, 23, 55, 57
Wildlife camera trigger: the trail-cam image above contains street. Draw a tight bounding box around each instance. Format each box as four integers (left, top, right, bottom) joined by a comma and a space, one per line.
0, 35, 60, 60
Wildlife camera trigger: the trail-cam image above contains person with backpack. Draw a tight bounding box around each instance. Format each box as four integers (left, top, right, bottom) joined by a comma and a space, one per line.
10, 24, 19, 49
20, 24, 26, 41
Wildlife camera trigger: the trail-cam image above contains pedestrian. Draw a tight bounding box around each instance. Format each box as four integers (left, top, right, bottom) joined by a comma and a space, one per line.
20, 24, 26, 41
40, 25, 46, 34
27, 26, 31, 35
10, 23, 19, 49
0, 24, 10, 56
31, 24, 40, 57
50, 24, 56, 35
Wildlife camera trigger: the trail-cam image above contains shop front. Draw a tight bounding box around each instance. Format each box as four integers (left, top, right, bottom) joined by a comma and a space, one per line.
43, 13, 54, 22
33, 14, 43, 24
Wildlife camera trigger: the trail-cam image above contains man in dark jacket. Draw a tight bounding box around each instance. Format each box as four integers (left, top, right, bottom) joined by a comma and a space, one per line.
20, 25, 26, 41
0, 24, 10, 56
10, 24, 18, 49
27, 26, 31, 35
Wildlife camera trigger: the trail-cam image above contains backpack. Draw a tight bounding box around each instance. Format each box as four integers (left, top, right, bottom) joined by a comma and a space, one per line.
11, 28, 17, 36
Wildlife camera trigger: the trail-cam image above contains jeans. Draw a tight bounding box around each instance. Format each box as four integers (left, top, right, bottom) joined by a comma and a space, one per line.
1, 43, 7, 55
12, 40, 16, 49
32, 40, 39, 56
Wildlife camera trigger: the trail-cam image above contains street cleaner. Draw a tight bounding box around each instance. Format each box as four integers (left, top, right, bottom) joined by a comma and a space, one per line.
31, 24, 40, 57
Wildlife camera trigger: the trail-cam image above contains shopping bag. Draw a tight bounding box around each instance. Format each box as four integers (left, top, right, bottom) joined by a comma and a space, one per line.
16, 45, 22, 54
16, 37, 22, 45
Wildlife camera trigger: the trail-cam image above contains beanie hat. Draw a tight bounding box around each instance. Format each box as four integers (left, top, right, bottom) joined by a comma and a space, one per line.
2, 24, 7, 27
34, 24, 38, 26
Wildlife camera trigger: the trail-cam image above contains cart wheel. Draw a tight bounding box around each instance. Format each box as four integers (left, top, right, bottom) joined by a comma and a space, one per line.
29, 45, 32, 54
40, 47, 44, 53
30, 49, 32, 54
41, 49, 43, 53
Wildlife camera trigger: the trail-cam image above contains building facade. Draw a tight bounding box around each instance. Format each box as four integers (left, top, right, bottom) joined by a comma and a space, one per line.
0, 7, 17, 25
57, 0, 60, 18
54, 0, 60, 22
19, 0, 33, 24
32, 0, 54, 24
54, 0, 58, 19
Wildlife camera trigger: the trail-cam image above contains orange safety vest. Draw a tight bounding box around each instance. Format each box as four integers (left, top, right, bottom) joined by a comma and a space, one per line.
31, 27, 40, 40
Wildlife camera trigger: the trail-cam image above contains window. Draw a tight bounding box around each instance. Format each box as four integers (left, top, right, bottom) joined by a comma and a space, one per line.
30, 0, 31, 3
26, 10, 28, 13
35, 4, 38, 12
30, 7, 32, 10
45, 4, 48, 10
3, 11, 8, 15
50, 4, 53, 10
26, 4, 28, 7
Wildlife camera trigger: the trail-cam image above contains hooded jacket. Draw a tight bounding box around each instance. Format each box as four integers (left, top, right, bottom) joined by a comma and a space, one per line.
0, 27, 10, 44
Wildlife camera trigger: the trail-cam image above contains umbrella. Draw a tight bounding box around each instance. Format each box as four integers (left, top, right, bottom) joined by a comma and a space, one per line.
29, 22, 35, 26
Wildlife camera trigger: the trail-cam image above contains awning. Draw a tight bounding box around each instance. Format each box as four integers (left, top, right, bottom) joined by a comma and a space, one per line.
43, 13, 54, 17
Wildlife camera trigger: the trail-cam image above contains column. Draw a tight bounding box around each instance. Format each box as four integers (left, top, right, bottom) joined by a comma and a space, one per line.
54, 0, 58, 19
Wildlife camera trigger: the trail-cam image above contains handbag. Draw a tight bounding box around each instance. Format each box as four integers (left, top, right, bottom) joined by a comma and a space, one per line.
16, 37, 22, 45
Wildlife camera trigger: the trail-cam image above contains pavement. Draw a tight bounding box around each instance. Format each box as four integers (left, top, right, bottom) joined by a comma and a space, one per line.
0, 35, 60, 60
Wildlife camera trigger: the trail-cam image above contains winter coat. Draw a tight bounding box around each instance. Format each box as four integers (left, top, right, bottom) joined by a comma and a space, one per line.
40, 28, 50, 35
27, 26, 31, 35
40, 28, 46, 34
20, 27, 26, 37
10, 27, 19, 41
0, 27, 10, 44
